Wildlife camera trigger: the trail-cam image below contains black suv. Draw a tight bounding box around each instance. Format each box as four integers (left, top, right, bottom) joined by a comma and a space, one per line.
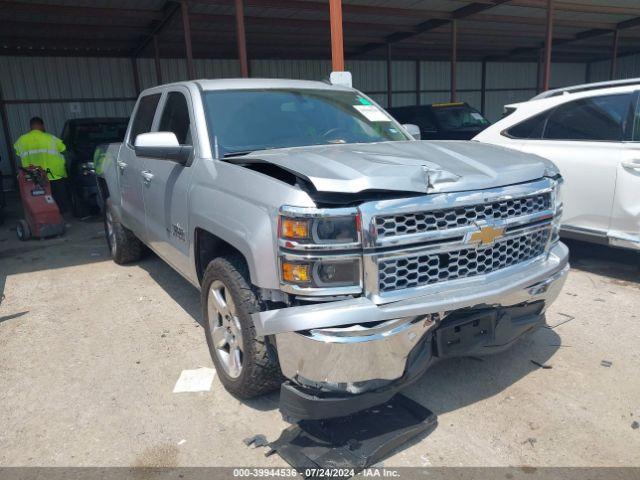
388, 102, 491, 140
61, 118, 128, 217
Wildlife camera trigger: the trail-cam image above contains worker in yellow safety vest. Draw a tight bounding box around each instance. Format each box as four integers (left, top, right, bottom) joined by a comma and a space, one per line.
14, 116, 70, 213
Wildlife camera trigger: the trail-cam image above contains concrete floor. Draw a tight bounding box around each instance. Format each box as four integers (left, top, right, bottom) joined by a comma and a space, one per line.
1, 197, 639, 468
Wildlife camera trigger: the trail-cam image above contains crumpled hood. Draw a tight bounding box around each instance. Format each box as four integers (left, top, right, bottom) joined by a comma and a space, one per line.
241, 140, 554, 194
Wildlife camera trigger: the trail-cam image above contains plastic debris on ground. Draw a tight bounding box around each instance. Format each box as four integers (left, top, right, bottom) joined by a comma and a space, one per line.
264, 394, 437, 478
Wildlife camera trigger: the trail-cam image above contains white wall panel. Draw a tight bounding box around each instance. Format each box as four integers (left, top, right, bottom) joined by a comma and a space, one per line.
0, 56, 138, 188
0, 54, 587, 189
485, 89, 537, 122
550, 63, 586, 88
391, 93, 417, 108
487, 62, 538, 89
420, 91, 451, 105
348, 60, 387, 92
590, 54, 640, 83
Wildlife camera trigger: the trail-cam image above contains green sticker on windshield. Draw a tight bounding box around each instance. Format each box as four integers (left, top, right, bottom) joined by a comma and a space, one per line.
357, 96, 372, 106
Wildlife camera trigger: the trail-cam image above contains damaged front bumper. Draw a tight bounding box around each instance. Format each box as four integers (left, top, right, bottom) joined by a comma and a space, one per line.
253, 242, 569, 420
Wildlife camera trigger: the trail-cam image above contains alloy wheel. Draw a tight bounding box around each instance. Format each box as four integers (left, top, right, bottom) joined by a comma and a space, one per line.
208, 280, 244, 378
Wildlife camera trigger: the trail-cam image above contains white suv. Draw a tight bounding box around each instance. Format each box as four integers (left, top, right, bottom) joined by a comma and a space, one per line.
475, 78, 640, 252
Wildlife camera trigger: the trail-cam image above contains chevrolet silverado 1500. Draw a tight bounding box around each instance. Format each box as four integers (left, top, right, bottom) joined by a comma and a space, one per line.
97, 78, 569, 421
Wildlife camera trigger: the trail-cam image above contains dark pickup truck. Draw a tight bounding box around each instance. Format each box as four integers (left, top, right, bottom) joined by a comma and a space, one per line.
61, 117, 128, 216
388, 102, 491, 140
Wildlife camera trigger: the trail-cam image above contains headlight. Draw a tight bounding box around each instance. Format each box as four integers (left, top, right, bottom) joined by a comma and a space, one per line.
278, 207, 360, 248
278, 206, 362, 295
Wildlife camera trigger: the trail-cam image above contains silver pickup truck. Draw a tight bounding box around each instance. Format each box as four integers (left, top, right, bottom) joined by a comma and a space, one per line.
98, 79, 569, 421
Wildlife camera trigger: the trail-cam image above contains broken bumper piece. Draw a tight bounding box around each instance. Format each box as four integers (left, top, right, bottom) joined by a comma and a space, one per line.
254, 243, 569, 421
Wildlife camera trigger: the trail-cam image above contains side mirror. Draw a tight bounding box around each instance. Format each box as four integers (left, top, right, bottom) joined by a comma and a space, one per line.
134, 132, 192, 164
403, 124, 421, 140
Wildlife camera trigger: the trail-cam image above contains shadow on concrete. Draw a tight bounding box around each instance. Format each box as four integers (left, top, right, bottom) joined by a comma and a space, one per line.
0, 192, 109, 300
563, 238, 639, 285
405, 327, 560, 416
0, 310, 29, 324
138, 253, 203, 326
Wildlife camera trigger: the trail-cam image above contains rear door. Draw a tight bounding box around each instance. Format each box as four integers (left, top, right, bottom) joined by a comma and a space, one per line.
610, 91, 640, 247
141, 88, 195, 276
517, 93, 633, 236
119, 93, 161, 237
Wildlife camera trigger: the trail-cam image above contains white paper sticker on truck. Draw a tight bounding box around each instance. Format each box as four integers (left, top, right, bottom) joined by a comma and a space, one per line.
353, 105, 389, 122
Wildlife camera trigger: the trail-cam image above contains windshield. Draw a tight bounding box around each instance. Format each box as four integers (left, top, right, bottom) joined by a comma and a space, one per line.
431, 104, 490, 130
71, 122, 128, 151
203, 89, 410, 157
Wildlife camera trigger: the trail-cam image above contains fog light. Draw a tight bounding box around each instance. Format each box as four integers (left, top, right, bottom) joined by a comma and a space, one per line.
282, 262, 310, 283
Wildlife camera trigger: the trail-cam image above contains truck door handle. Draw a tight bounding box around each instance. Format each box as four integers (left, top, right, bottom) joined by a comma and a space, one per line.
117, 160, 127, 172
621, 160, 640, 172
141, 170, 154, 184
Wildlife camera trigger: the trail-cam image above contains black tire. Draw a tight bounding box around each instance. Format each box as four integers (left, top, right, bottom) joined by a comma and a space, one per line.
103, 203, 143, 265
202, 255, 282, 398
70, 189, 90, 218
16, 219, 31, 241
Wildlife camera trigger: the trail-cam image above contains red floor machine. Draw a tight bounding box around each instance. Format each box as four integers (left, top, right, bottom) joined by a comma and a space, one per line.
16, 166, 65, 240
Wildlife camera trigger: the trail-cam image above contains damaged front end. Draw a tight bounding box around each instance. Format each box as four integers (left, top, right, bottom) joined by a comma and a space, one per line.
257, 177, 569, 421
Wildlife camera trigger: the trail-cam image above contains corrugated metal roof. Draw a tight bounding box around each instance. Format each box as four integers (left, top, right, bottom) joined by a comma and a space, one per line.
1, 0, 635, 62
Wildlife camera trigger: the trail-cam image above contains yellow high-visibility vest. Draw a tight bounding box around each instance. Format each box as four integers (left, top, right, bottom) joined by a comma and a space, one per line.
14, 130, 67, 180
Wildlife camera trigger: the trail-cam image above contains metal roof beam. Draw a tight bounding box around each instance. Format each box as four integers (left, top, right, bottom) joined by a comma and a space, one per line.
495, 14, 640, 61
509, 0, 640, 16
0, 1, 163, 20
355, 0, 512, 55
132, 1, 181, 57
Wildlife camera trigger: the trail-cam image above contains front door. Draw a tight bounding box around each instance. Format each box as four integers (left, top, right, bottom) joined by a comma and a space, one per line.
609, 94, 640, 246
142, 88, 194, 277
518, 92, 633, 236
119, 93, 162, 237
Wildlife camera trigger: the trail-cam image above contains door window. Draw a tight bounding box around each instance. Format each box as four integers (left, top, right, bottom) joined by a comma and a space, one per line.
544, 93, 632, 141
505, 111, 548, 139
158, 92, 192, 146
129, 93, 161, 145
632, 94, 640, 141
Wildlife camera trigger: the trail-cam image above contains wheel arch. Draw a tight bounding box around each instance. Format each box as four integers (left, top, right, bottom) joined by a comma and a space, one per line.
194, 228, 253, 286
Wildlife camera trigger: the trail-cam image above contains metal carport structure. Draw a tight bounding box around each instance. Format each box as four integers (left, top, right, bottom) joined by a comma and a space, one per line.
1, 0, 640, 188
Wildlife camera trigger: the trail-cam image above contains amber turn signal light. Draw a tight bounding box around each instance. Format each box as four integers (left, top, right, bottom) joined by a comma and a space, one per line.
281, 262, 310, 283
280, 218, 309, 239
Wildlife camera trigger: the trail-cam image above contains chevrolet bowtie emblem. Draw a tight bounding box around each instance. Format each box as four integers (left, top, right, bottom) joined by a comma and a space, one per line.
468, 225, 505, 246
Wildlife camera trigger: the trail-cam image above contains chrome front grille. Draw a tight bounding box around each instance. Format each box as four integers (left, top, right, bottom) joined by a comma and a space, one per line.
378, 228, 550, 293
375, 193, 551, 238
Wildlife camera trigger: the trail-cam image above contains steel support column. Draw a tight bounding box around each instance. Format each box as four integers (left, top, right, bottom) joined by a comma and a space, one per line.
153, 34, 163, 85
181, 0, 195, 80
450, 19, 457, 102
0, 79, 17, 188
610, 29, 619, 80
415, 59, 421, 106
235, 0, 249, 77
131, 57, 141, 95
481, 58, 487, 116
542, 0, 554, 91
536, 49, 543, 93
329, 0, 344, 71
386, 43, 392, 108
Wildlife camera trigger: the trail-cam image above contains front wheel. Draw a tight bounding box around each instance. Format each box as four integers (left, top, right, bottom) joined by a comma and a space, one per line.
202, 255, 282, 398
103, 203, 143, 264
